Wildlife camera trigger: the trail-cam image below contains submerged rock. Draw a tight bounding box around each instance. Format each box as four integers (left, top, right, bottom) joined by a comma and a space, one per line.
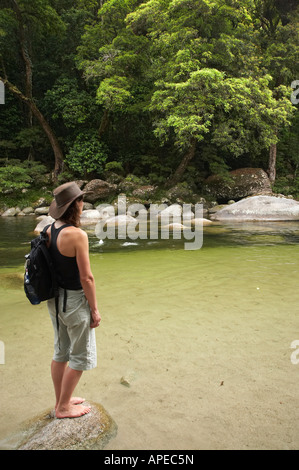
14, 402, 117, 450
191, 218, 213, 226
104, 214, 137, 227
0, 273, 24, 289
211, 195, 299, 221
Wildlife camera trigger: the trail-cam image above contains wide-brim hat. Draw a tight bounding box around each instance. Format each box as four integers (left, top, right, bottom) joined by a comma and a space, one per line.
49, 181, 85, 219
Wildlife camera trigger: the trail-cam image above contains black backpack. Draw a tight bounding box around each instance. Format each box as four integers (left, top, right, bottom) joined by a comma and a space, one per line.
24, 224, 58, 305
24, 224, 62, 346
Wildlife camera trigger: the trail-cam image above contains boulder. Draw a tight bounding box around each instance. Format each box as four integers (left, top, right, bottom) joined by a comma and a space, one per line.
132, 185, 157, 199
22, 207, 35, 215
204, 168, 272, 202
84, 179, 118, 203
2, 208, 17, 217
13, 402, 117, 450
191, 218, 213, 226
80, 209, 102, 226
157, 204, 183, 220
95, 203, 116, 220
83, 202, 94, 211
35, 207, 49, 215
104, 215, 137, 227
211, 195, 299, 221
165, 183, 195, 203
34, 215, 55, 233
161, 222, 187, 232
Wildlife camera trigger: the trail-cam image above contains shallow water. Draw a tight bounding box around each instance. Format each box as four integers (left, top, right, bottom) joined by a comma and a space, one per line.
0, 217, 299, 449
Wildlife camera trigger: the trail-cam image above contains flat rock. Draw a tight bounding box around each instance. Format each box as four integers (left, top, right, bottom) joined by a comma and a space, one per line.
211, 195, 299, 221
12, 402, 117, 450
191, 218, 213, 226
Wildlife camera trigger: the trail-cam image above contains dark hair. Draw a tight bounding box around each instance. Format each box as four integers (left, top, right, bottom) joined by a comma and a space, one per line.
60, 196, 83, 227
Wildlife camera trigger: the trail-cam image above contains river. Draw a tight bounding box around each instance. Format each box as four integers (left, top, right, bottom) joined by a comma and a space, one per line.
0, 216, 299, 449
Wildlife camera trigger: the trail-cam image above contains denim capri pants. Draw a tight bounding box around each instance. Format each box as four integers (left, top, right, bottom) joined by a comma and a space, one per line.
47, 288, 97, 371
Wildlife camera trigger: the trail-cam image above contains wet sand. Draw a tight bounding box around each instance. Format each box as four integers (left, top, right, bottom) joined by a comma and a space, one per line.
0, 245, 299, 450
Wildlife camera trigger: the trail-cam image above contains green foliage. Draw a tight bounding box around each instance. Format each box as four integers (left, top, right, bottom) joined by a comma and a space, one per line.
0, 159, 48, 193
65, 131, 108, 176
273, 176, 299, 199
0, 0, 298, 191
104, 161, 125, 174
44, 78, 99, 128
0, 165, 32, 192
96, 76, 132, 111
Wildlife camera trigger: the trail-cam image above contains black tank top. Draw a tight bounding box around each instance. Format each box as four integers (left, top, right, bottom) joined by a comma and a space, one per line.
49, 223, 82, 290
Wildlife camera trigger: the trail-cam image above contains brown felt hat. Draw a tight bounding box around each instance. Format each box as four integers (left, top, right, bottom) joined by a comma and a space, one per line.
49, 181, 84, 219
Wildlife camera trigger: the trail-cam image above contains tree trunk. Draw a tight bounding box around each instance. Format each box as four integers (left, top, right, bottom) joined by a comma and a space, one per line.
98, 109, 109, 138
165, 138, 197, 188
11, 0, 33, 130
267, 143, 277, 184
12, 1, 32, 92
1, 77, 64, 181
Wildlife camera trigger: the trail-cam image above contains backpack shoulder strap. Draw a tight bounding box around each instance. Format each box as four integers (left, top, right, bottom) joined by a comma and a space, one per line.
41, 224, 51, 235
38, 224, 58, 291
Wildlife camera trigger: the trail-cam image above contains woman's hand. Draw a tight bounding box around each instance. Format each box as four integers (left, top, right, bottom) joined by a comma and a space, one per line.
90, 308, 101, 328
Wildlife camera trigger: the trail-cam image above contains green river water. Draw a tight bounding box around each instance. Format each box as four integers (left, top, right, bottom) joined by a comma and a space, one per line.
0, 216, 299, 450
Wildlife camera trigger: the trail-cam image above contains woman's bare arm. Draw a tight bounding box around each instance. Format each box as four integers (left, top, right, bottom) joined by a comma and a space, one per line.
75, 229, 101, 328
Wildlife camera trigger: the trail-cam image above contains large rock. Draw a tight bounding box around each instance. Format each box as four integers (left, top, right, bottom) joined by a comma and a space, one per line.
34, 206, 50, 216
104, 214, 137, 227
34, 215, 55, 233
12, 402, 117, 450
2, 208, 18, 217
166, 183, 195, 203
204, 168, 272, 202
211, 195, 299, 221
83, 179, 118, 203
132, 185, 157, 199
80, 209, 102, 226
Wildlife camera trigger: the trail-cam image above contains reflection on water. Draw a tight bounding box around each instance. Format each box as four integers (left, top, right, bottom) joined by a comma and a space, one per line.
1, 217, 298, 268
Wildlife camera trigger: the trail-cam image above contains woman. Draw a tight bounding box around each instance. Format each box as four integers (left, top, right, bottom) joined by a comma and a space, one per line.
46, 181, 101, 419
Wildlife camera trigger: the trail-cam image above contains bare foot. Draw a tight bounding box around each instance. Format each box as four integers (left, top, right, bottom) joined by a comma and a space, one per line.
70, 397, 85, 405
56, 404, 91, 419
55, 397, 85, 410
